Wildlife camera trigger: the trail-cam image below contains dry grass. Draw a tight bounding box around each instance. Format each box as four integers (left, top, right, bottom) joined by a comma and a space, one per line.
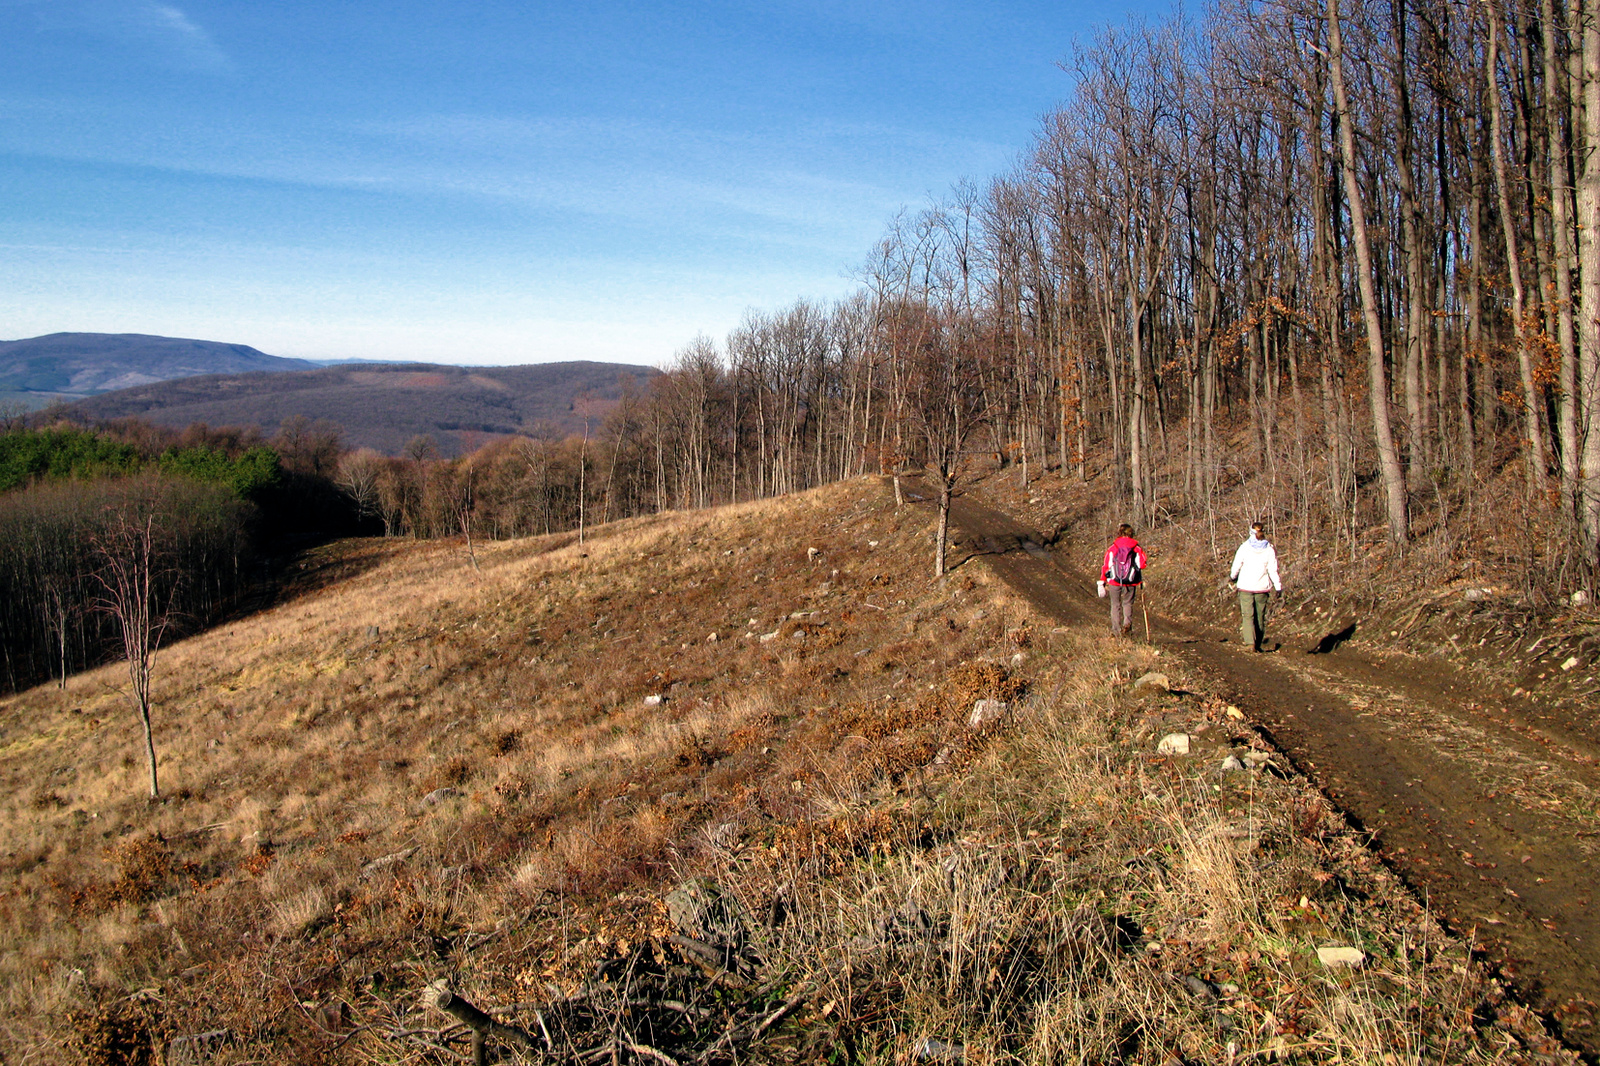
0, 476, 1558, 1063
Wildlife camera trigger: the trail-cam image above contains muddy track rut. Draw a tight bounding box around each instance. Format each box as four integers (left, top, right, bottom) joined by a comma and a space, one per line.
944, 492, 1600, 1057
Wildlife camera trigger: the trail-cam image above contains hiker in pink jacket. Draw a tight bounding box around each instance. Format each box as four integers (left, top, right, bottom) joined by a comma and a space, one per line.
1099, 524, 1148, 637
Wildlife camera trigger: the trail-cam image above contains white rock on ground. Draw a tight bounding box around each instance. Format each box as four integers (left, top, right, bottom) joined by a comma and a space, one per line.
1316, 946, 1366, 968
1157, 733, 1191, 756
1133, 672, 1170, 692
969, 699, 1010, 729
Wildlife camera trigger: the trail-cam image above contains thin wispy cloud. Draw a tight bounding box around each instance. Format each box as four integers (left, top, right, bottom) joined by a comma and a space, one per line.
13, 0, 231, 72
142, 3, 230, 72
1, 0, 1144, 363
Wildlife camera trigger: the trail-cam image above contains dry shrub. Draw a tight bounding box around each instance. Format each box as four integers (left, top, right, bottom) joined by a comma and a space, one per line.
942, 659, 1027, 711
422, 754, 473, 791
30, 790, 67, 811
674, 732, 724, 770
268, 885, 332, 938
67, 999, 164, 1066
69, 834, 178, 914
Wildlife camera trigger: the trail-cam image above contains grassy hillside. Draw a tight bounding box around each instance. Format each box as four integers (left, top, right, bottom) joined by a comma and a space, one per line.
60, 361, 660, 456
0, 479, 1559, 1063
0, 333, 315, 408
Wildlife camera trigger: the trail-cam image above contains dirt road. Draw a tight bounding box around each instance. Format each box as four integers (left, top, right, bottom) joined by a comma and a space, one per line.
946, 492, 1600, 1056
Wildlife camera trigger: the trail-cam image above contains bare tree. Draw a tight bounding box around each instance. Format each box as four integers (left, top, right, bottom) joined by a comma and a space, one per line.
904, 305, 992, 577
92, 493, 173, 800
337, 448, 385, 527
1327, 0, 1410, 544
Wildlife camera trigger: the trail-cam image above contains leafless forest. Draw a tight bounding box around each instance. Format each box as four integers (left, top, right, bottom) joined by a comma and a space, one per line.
357, 0, 1600, 596
11, 0, 1600, 694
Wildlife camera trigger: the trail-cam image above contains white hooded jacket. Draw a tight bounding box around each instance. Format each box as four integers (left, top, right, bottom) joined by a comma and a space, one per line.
1229, 532, 1281, 593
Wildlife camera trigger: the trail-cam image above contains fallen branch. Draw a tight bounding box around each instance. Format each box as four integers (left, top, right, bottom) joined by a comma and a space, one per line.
623, 1041, 681, 1066
423, 979, 550, 1059
694, 989, 807, 1063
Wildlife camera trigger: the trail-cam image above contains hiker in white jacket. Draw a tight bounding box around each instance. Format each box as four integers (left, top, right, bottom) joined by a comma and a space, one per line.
1228, 521, 1281, 652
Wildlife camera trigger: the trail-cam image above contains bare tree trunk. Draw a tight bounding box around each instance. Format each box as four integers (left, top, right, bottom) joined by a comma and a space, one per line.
935, 483, 951, 577
1580, 0, 1600, 577
1392, 0, 1429, 480
1328, 0, 1410, 544
1128, 277, 1149, 520
1545, 0, 1583, 525
1465, 112, 1486, 483
1487, 0, 1552, 497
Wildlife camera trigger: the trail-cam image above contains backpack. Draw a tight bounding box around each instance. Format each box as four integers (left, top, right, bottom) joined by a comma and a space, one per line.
1110, 541, 1142, 584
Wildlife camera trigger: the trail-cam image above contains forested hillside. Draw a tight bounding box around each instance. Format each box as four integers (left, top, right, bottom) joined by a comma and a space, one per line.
63, 360, 660, 457
0, 333, 315, 407
0, 419, 355, 694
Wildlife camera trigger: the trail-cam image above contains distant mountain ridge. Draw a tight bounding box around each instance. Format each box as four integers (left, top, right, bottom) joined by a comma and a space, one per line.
0, 332, 317, 406
58, 360, 660, 457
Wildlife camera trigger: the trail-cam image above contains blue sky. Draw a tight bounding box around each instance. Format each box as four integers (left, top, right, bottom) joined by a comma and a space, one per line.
2, 0, 1154, 367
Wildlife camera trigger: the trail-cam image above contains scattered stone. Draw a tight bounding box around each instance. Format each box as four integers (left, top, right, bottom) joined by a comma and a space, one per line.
167, 1029, 234, 1065
1463, 587, 1497, 602
914, 1037, 965, 1062
1316, 946, 1366, 969
1220, 755, 1245, 772
968, 699, 1011, 729
1133, 672, 1170, 693
1573, 589, 1592, 606
876, 902, 936, 944
1561, 656, 1579, 671
314, 1000, 351, 1032
665, 877, 747, 949
360, 848, 417, 880
1156, 733, 1191, 756
1224, 705, 1244, 720
644, 694, 668, 706
807, 547, 822, 562
1241, 752, 1271, 770
707, 632, 719, 643
423, 787, 460, 807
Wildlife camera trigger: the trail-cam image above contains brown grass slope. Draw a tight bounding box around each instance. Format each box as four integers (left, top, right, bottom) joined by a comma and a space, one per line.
0, 478, 1571, 1064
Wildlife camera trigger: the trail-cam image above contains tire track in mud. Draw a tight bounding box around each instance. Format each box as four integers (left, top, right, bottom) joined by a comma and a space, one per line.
944, 492, 1600, 1056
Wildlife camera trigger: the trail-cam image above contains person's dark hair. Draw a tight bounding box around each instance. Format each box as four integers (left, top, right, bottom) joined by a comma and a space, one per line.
1116, 523, 1134, 538
1250, 520, 1267, 538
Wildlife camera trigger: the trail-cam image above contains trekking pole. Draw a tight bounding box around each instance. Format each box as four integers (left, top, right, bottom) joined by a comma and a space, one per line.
1141, 587, 1152, 644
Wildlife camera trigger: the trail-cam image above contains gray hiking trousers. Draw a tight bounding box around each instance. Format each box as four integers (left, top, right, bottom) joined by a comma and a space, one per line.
1109, 584, 1138, 635
1238, 590, 1272, 649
